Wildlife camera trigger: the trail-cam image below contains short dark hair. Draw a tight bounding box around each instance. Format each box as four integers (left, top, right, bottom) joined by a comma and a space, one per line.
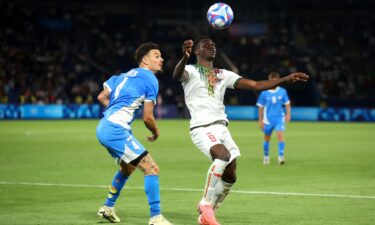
268, 71, 280, 79
193, 36, 211, 52
134, 42, 160, 65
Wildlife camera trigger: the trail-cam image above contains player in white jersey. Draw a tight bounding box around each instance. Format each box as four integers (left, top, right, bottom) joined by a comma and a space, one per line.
173, 36, 308, 225
96, 42, 173, 225
257, 72, 291, 165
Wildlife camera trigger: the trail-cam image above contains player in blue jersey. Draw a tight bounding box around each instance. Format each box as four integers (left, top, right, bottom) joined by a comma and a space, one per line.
257, 72, 291, 165
95, 42, 173, 225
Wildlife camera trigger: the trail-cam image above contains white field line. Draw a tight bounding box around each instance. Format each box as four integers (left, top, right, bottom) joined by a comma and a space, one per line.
0, 181, 374, 200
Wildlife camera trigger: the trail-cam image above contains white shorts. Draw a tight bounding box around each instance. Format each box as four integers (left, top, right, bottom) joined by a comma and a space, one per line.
189, 123, 241, 162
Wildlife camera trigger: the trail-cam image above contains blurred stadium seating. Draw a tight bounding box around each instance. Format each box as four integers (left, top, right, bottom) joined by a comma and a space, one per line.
1, 0, 374, 107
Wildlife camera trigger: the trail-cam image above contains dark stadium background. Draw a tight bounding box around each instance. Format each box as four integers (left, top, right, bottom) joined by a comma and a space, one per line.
1, 0, 374, 108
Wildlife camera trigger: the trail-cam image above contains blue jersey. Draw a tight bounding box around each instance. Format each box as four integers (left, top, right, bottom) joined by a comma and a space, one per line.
256, 87, 290, 125
102, 68, 158, 130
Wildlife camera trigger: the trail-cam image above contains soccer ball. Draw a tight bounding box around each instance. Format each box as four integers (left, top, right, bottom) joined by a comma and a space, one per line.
207, 2, 234, 29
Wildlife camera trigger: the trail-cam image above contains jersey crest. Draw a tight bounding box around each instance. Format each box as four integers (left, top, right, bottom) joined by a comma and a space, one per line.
195, 64, 222, 96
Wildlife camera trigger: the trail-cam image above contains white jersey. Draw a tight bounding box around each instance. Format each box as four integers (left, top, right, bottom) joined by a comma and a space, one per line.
182, 64, 242, 128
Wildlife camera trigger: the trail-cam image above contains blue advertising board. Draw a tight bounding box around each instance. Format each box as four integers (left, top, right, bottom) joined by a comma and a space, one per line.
0, 104, 374, 122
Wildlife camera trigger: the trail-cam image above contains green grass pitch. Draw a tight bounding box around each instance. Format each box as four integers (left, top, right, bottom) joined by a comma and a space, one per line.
0, 120, 375, 225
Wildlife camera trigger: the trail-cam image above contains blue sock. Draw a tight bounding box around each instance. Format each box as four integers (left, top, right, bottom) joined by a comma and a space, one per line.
104, 170, 129, 207
144, 175, 161, 217
278, 141, 285, 156
263, 141, 270, 157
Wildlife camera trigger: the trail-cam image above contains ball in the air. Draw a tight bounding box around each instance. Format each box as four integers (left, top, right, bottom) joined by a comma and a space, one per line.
207, 2, 234, 29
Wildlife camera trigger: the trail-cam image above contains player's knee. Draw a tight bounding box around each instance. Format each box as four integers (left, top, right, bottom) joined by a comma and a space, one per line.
218, 151, 231, 162
144, 163, 160, 175
218, 154, 231, 162
152, 164, 160, 174
120, 162, 136, 176
211, 145, 231, 161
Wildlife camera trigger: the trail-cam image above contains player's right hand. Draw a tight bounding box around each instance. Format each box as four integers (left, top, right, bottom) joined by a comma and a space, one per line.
182, 40, 193, 58
259, 122, 264, 130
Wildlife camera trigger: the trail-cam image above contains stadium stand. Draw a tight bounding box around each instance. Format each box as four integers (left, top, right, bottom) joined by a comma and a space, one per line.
1, 0, 374, 107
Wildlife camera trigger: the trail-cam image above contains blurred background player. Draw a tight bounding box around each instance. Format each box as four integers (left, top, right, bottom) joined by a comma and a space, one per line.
96, 42, 173, 225
173, 37, 308, 225
257, 72, 291, 165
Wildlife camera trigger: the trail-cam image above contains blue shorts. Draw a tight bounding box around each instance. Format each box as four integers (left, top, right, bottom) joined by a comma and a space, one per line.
96, 118, 147, 165
263, 119, 285, 136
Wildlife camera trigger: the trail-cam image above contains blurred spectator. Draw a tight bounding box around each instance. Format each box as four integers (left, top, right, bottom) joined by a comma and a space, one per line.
1, 0, 374, 107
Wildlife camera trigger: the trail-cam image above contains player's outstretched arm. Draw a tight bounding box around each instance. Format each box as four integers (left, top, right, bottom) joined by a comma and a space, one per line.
143, 101, 160, 142
173, 40, 193, 81
236, 72, 309, 91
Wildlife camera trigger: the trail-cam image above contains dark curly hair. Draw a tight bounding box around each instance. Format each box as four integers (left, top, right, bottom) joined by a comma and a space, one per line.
134, 42, 160, 65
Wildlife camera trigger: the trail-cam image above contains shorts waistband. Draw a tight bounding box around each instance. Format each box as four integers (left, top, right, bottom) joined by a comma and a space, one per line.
190, 120, 228, 131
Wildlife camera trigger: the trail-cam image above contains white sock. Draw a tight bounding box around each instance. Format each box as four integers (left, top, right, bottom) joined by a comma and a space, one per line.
201, 159, 229, 205
211, 179, 233, 210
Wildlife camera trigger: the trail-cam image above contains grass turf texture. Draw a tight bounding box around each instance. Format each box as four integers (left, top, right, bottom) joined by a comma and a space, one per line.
0, 120, 374, 225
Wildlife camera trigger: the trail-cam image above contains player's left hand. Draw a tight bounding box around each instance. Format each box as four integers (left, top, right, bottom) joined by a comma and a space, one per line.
147, 129, 160, 142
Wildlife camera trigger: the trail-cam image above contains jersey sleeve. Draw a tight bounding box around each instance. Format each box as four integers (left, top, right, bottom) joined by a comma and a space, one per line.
222, 69, 242, 89
183, 65, 196, 83
103, 75, 117, 93
256, 92, 266, 107
144, 76, 159, 105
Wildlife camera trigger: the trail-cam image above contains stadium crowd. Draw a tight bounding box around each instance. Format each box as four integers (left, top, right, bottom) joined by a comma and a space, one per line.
1, 0, 374, 107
